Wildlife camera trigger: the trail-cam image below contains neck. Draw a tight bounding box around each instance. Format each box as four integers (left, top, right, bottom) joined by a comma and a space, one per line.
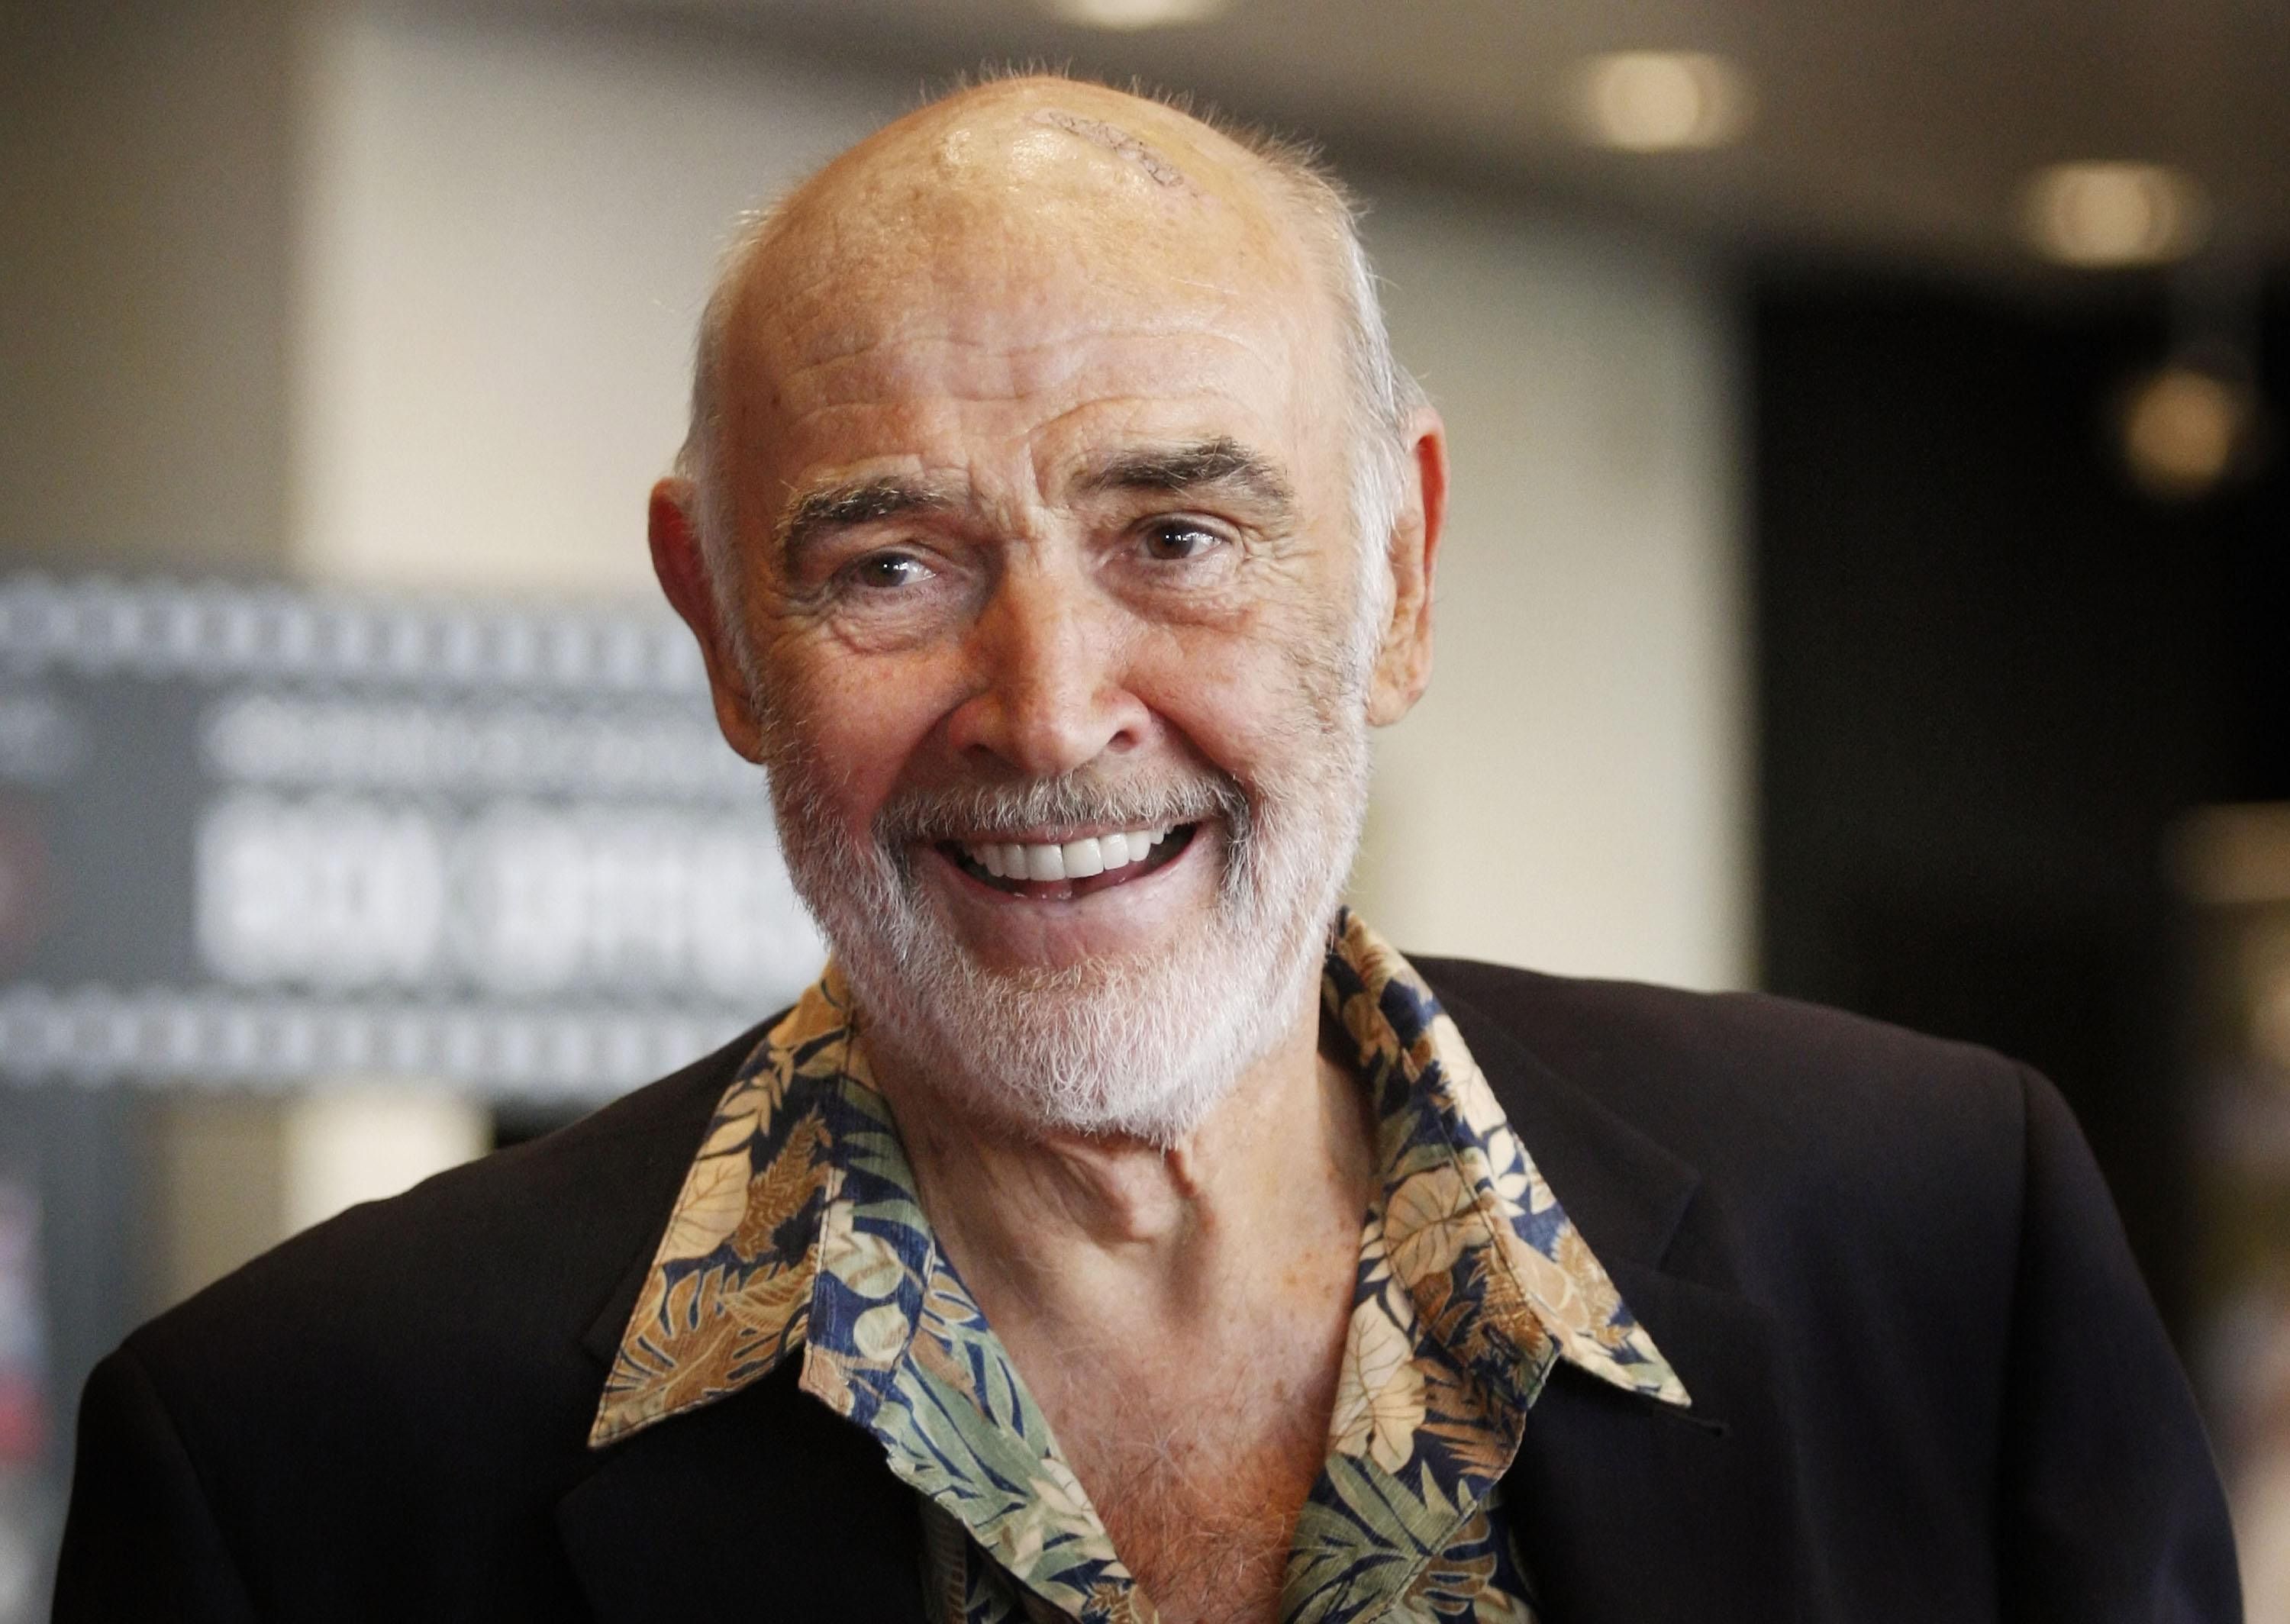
869, 980, 1376, 1338
866, 960, 1380, 1620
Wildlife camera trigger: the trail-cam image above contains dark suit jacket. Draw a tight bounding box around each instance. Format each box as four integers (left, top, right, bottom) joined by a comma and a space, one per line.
55, 960, 2241, 1621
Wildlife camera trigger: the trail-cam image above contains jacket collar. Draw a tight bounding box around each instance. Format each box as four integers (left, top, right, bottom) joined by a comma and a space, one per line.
589, 914, 1685, 1452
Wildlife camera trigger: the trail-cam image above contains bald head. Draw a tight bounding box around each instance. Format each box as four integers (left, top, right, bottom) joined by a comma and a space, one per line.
672, 76, 1422, 633
759, 77, 1295, 287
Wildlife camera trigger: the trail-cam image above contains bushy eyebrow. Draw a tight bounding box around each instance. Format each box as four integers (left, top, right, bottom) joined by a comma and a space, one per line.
775, 473, 967, 564
773, 438, 1296, 564
1076, 437, 1298, 520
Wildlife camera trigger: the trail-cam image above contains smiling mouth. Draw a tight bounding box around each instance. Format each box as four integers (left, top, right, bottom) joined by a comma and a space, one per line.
940, 823, 1198, 900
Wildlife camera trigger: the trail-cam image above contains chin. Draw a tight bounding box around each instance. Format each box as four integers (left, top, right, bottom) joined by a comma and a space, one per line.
844, 914, 1324, 1147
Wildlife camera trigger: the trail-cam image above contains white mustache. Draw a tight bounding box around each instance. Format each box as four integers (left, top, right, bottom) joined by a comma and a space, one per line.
874, 772, 1249, 849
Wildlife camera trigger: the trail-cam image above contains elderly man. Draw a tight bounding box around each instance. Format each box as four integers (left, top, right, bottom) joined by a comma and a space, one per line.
59, 76, 2235, 1623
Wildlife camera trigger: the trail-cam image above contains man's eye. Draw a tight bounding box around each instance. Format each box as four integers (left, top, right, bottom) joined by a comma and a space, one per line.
1141, 521, 1221, 562
850, 553, 931, 590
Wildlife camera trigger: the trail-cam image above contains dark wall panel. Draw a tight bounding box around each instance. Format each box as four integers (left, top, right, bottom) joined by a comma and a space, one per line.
1752, 272, 2289, 1336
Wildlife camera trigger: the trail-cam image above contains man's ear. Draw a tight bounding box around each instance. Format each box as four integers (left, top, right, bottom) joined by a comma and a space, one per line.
1366, 407, 1448, 727
649, 477, 766, 762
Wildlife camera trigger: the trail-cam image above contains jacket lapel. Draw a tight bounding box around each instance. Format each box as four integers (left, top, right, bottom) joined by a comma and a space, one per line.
555, 1163, 928, 1623
554, 1357, 928, 1623
1437, 978, 1805, 1622
1508, 1266, 1800, 1621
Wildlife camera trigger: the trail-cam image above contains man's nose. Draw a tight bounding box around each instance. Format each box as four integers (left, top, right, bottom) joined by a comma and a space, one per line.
942, 557, 1150, 778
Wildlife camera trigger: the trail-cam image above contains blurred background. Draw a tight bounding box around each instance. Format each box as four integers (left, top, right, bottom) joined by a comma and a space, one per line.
2, 0, 2287, 1613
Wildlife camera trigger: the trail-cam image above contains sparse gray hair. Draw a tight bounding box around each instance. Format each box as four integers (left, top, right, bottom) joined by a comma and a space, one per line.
673, 81, 1426, 682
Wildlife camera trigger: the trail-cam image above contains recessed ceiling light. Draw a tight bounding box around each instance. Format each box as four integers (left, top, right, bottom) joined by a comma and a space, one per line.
1569, 51, 1753, 152
1044, 0, 1230, 29
2119, 363, 2253, 498
2022, 162, 2208, 268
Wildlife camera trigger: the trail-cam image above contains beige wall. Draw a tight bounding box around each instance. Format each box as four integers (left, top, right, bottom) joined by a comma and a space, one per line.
289, 7, 1752, 991
0, 0, 298, 572
291, 8, 899, 597
1359, 204, 1750, 989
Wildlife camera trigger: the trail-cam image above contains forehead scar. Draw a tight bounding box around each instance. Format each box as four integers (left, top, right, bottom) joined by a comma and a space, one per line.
1028, 108, 1198, 192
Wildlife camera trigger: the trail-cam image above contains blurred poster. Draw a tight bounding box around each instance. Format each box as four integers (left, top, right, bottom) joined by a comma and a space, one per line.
2180, 804, 2290, 1618
0, 575, 822, 1099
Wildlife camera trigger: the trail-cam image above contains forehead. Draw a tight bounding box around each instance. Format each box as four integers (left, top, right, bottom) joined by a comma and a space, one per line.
714, 89, 1344, 478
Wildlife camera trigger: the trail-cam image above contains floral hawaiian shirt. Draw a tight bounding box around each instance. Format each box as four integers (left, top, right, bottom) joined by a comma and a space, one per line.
592, 911, 1688, 1622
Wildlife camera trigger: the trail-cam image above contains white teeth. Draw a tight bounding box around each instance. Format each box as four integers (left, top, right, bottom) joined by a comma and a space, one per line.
962, 824, 1184, 884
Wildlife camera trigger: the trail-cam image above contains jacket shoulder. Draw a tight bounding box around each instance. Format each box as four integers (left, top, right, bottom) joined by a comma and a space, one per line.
1412, 955, 2036, 1268
117, 1019, 766, 1464
63, 1023, 772, 1615
1417, 954, 2031, 1136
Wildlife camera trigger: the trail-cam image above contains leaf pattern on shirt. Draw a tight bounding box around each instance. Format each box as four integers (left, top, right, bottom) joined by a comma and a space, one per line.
589, 914, 1688, 1622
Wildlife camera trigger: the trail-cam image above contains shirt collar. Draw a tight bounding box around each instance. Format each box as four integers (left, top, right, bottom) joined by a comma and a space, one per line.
591, 913, 1684, 1449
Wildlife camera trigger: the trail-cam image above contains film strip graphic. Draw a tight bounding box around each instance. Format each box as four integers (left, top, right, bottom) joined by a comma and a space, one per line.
0, 985, 752, 1099
0, 574, 706, 695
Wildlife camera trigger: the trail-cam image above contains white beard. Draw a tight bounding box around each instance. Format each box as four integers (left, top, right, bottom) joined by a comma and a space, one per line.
760, 686, 1372, 1146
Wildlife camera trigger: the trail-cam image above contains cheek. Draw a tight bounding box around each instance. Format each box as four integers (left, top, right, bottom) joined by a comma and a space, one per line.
757, 640, 954, 829
1134, 604, 1354, 782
